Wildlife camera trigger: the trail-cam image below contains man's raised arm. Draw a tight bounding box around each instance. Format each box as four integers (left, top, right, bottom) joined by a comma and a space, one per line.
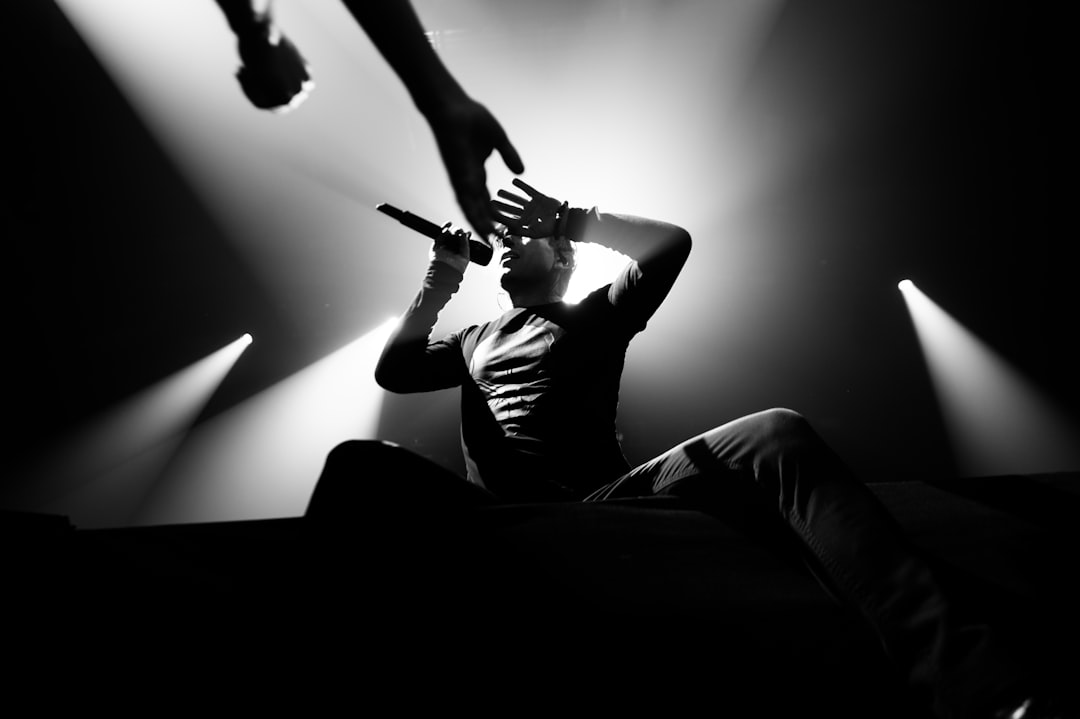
374, 227, 472, 394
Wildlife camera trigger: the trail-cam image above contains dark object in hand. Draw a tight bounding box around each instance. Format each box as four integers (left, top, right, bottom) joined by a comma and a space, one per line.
377, 203, 493, 266
235, 20, 315, 112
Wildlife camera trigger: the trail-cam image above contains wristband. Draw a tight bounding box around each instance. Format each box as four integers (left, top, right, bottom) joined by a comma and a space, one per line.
554, 201, 570, 239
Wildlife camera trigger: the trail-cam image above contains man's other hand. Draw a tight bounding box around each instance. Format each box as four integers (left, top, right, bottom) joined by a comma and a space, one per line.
491, 179, 564, 238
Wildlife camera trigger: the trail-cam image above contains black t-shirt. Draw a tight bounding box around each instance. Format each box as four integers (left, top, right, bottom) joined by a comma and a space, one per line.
449, 282, 642, 500
376, 209, 690, 502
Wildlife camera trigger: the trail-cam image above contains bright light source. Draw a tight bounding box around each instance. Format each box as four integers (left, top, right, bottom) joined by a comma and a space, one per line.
900, 282, 1080, 477
8, 333, 253, 528
564, 243, 633, 304
134, 318, 399, 526
241, 333, 253, 346
897, 279, 914, 292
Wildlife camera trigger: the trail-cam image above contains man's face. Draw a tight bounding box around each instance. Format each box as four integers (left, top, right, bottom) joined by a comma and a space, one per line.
497, 232, 559, 287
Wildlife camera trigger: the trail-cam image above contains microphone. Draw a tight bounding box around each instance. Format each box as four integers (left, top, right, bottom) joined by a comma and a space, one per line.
376, 203, 493, 266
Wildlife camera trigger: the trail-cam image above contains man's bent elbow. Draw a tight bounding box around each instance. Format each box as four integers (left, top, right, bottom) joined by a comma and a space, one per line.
660, 225, 692, 270
374, 368, 403, 393
374, 359, 405, 393
672, 226, 692, 258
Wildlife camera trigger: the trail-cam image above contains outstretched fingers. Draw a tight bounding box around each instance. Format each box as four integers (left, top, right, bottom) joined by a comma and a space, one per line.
491, 199, 523, 214
496, 189, 530, 208
511, 178, 542, 197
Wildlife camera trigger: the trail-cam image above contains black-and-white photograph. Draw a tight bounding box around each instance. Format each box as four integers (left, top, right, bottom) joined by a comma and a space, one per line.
8, 2, 1077, 717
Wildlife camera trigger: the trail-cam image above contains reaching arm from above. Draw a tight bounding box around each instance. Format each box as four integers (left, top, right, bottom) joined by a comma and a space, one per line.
216, 0, 524, 240
341, 1, 524, 241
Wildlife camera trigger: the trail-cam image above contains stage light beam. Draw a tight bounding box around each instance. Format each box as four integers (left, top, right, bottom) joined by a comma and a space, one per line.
133, 318, 399, 527
8, 333, 254, 528
899, 280, 1080, 477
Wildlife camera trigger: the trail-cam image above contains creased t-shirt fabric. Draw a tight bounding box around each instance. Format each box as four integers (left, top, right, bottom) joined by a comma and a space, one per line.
376, 209, 687, 501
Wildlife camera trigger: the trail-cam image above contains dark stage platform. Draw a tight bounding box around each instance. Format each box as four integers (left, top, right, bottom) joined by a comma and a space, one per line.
6, 472, 1079, 717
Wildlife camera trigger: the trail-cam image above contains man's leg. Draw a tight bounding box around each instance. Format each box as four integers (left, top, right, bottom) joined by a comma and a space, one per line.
587, 408, 1028, 719
302, 440, 501, 648
306, 439, 497, 521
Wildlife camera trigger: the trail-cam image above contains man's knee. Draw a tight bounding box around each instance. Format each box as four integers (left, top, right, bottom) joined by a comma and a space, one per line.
746, 408, 828, 459
324, 439, 404, 472
758, 407, 812, 438
308, 440, 408, 519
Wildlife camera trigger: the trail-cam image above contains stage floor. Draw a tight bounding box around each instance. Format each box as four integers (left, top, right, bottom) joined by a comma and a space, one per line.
7, 472, 1079, 717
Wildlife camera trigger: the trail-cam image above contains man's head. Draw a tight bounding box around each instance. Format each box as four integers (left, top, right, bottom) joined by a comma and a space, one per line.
497, 231, 576, 306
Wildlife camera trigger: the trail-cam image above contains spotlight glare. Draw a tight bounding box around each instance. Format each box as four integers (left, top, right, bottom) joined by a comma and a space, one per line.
241, 333, 253, 346
135, 317, 399, 526
899, 282, 1080, 476
898, 279, 914, 293
9, 333, 253, 528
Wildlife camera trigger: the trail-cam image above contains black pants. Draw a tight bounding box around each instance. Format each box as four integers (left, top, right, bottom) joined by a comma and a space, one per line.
307, 408, 1027, 719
